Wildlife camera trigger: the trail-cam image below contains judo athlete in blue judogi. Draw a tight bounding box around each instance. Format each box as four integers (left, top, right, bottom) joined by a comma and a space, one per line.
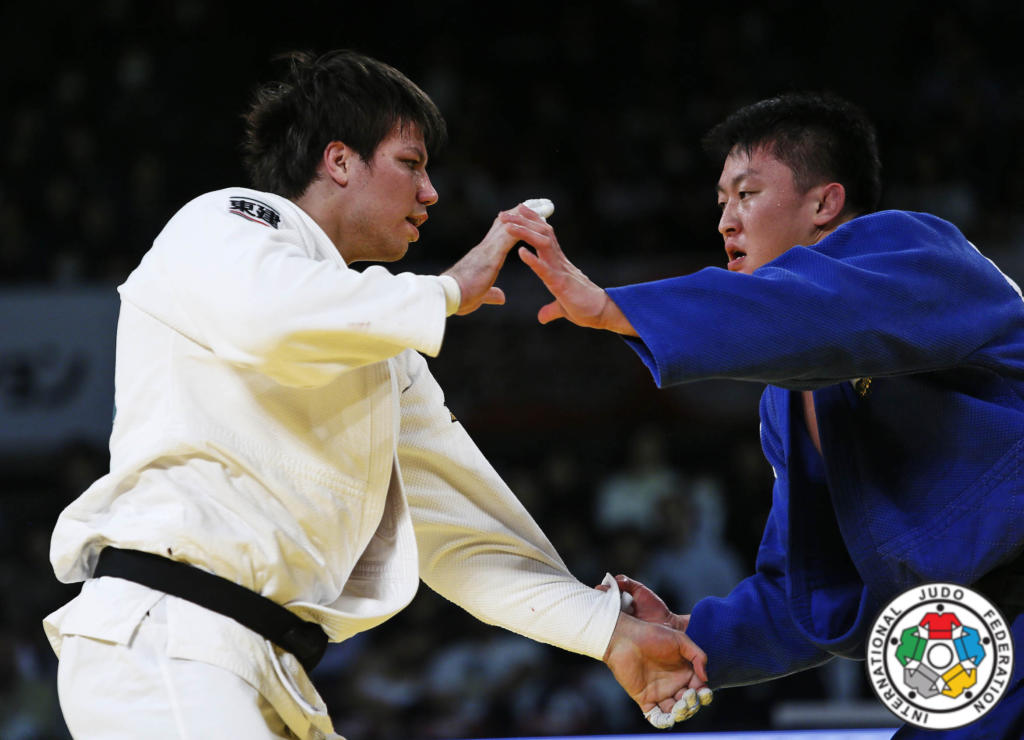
514, 92, 1024, 737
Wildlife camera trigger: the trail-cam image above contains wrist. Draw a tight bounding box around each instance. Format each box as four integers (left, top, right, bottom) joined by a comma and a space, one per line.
438, 274, 462, 316
598, 293, 638, 336
603, 610, 633, 663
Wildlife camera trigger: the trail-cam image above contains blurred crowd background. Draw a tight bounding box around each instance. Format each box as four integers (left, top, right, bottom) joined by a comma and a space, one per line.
2, 2, 1023, 738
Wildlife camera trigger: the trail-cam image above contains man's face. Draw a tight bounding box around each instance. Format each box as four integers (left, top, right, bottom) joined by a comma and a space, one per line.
336, 124, 438, 263
716, 145, 824, 274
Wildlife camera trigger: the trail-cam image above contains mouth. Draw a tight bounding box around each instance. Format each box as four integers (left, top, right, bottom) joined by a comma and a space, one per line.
725, 244, 747, 271
405, 214, 427, 241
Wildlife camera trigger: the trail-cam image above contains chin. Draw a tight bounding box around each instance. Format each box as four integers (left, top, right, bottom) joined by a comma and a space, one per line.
379, 244, 410, 263
344, 242, 409, 264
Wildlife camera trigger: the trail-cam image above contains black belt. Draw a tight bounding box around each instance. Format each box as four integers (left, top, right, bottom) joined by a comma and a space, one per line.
94, 547, 328, 673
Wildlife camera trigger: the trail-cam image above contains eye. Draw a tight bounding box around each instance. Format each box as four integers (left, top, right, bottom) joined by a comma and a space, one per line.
738, 190, 752, 199
717, 200, 726, 211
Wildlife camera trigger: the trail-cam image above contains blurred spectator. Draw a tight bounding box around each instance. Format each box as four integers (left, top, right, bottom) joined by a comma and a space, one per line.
595, 424, 683, 534
640, 475, 746, 613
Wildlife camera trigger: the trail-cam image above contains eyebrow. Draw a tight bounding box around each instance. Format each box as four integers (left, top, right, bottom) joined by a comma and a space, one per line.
716, 169, 758, 193
401, 146, 428, 163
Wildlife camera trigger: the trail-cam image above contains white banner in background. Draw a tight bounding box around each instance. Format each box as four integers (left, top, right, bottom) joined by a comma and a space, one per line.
0, 287, 119, 453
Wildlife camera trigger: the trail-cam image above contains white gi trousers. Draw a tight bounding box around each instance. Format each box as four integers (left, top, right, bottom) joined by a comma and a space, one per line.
57, 597, 325, 739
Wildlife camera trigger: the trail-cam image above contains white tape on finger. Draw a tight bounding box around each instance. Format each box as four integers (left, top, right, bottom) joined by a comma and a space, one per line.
698, 687, 714, 706
522, 198, 554, 220
643, 706, 675, 729
620, 592, 635, 614
672, 689, 699, 722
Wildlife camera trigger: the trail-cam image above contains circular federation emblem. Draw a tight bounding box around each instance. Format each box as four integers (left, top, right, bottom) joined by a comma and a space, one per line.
867, 583, 1015, 730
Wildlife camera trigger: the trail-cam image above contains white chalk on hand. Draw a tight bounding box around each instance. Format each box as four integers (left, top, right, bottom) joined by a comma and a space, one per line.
522, 198, 554, 220
620, 591, 635, 614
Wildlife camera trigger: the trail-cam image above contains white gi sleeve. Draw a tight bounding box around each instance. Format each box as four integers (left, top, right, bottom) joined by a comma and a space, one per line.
396, 351, 621, 661
117, 191, 452, 388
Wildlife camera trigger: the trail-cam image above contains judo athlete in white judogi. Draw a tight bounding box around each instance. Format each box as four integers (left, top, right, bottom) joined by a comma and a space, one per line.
44, 50, 709, 738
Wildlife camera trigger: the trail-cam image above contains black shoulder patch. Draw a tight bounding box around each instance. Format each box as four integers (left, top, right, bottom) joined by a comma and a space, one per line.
228, 196, 281, 229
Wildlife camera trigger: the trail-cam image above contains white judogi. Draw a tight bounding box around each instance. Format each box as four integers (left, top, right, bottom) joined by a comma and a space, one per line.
45, 189, 622, 738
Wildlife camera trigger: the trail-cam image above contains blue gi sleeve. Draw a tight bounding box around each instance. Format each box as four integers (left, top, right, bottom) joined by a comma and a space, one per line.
607, 211, 1024, 389
684, 392, 832, 686
685, 512, 834, 687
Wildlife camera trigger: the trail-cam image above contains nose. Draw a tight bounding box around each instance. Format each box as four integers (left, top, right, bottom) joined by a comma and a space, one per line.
718, 200, 738, 236
419, 172, 438, 207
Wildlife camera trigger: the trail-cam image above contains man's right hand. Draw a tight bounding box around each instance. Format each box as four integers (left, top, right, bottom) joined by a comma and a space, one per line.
442, 204, 542, 315
509, 212, 639, 336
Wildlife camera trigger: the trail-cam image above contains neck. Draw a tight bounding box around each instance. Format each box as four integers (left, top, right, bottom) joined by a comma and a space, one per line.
291, 182, 347, 259
813, 211, 858, 244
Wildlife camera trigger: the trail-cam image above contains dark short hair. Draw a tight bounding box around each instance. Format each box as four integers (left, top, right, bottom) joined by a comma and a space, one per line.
702, 92, 881, 216
242, 50, 447, 198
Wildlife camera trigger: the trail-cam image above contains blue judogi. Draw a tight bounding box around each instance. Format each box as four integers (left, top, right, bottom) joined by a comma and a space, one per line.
606, 210, 1024, 736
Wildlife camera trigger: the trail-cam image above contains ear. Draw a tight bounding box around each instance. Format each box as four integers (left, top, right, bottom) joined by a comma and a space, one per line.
812, 182, 846, 227
322, 141, 353, 186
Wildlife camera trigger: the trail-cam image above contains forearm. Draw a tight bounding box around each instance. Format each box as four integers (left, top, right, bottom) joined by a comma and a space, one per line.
399, 351, 620, 659
421, 552, 621, 660
123, 247, 452, 388
685, 577, 832, 687
608, 214, 1024, 388
407, 436, 622, 659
